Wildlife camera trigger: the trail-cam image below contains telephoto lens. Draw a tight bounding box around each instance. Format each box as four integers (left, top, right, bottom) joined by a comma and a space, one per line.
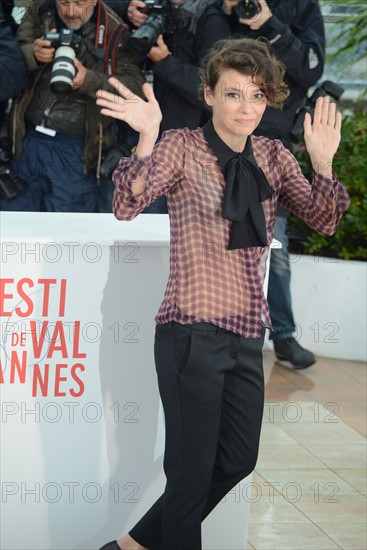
128, 12, 165, 62
50, 46, 76, 94
236, 0, 261, 19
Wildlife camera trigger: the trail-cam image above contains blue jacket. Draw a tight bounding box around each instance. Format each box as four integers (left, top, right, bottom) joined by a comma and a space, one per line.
0, 26, 27, 130
0, 26, 27, 102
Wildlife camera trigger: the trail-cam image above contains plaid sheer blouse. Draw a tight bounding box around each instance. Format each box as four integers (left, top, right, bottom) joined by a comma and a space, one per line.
112, 127, 350, 339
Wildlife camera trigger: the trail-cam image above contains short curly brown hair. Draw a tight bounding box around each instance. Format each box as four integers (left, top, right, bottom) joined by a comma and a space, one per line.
199, 36, 289, 109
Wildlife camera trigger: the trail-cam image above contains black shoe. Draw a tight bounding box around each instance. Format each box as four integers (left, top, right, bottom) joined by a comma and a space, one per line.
99, 542, 120, 550
273, 337, 316, 369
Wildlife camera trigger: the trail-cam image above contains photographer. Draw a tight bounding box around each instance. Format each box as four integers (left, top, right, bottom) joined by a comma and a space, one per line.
1, 0, 144, 212
123, 0, 227, 132
216, 0, 326, 369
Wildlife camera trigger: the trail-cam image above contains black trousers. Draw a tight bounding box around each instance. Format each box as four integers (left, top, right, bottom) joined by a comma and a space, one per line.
130, 322, 265, 550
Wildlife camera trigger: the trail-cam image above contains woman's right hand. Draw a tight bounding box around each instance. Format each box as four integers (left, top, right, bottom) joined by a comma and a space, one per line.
96, 79, 162, 137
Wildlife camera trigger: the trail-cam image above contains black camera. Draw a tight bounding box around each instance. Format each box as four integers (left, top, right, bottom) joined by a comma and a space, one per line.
99, 144, 132, 179
0, 137, 27, 200
128, 0, 178, 62
290, 80, 345, 143
137, 0, 157, 15
236, 0, 261, 19
44, 28, 81, 94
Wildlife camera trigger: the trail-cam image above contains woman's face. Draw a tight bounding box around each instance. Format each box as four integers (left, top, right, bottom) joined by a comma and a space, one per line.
204, 69, 267, 151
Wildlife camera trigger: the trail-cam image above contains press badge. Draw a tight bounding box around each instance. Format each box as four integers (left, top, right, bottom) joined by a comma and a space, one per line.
35, 125, 57, 137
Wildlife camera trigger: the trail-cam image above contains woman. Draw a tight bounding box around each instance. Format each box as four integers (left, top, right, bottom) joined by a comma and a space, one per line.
96, 38, 350, 550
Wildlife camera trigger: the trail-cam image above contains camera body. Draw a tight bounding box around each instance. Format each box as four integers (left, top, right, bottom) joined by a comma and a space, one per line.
128, 0, 178, 62
44, 28, 81, 94
137, 0, 158, 15
0, 137, 27, 200
99, 144, 132, 179
235, 0, 261, 19
235, 0, 280, 20
291, 80, 344, 143
45, 28, 81, 51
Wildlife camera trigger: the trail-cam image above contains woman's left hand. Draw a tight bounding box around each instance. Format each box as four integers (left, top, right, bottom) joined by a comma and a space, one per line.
304, 96, 342, 173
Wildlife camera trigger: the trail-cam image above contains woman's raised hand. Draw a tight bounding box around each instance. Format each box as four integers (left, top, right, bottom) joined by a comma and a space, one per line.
304, 96, 342, 175
96, 79, 162, 137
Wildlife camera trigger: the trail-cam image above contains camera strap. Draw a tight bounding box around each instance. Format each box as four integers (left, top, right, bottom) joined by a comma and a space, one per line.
106, 22, 128, 75
95, 0, 108, 60
95, 0, 128, 75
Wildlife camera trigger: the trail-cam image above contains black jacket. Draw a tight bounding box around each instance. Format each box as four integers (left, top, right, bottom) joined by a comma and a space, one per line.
153, 4, 232, 132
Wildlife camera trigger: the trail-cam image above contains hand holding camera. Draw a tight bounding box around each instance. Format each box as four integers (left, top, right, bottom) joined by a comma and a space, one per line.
71, 58, 87, 90
223, 0, 272, 29
33, 29, 56, 64
127, 0, 149, 27
147, 33, 170, 63
127, 0, 178, 62
35, 28, 83, 93
238, 0, 272, 29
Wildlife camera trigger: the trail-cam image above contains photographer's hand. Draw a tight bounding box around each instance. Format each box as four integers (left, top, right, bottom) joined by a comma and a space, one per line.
304, 96, 342, 178
72, 58, 87, 90
127, 0, 148, 27
239, 0, 272, 30
96, 79, 162, 158
222, 0, 239, 16
33, 28, 57, 64
147, 35, 170, 63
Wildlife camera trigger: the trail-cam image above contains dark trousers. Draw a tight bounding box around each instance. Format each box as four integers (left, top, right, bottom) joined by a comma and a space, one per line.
130, 322, 265, 550
1, 129, 97, 212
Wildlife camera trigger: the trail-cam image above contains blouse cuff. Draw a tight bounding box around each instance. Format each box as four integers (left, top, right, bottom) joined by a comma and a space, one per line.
313, 170, 339, 194
113, 152, 155, 205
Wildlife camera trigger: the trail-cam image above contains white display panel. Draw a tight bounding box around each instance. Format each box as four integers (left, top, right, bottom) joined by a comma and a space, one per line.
1, 212, 257, 550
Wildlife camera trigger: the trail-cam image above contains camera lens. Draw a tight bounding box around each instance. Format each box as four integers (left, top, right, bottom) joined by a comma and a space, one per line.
236, 0, 261, 19
50, 46, 76, 94
128, 13, 165, 62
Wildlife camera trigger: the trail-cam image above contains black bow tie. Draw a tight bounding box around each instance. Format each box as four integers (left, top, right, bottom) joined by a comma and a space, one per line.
203, 119, 274, 249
